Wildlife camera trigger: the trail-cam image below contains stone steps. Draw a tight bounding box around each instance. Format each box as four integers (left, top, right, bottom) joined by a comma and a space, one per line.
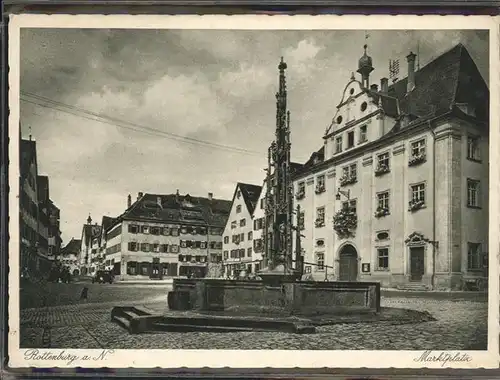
396, 283, 430, 291
111, 306, 316, 334
153, 322, 255, 333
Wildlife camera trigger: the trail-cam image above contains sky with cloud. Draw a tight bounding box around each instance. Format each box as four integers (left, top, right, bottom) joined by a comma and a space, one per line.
19, 28, 489, 243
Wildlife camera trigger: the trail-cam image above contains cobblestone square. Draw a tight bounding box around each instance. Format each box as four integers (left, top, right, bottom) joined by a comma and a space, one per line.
19, 283, 488, 350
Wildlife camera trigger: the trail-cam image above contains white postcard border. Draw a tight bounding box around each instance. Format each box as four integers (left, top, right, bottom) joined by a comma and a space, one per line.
7, 14, 500, 369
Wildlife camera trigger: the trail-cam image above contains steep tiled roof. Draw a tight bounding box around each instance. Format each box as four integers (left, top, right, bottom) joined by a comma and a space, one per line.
297, 43, 488, 178
237, 183, 262, 215
37, 175, 49, 203
61, 238, 81, 255
302, 145, 325, 169
101, 216, 116, 233
367, 91, 399, 118
387, 43, 488, 122
290, 162, 304, 173
115, 192, 232, 228
20, 139, 37, 179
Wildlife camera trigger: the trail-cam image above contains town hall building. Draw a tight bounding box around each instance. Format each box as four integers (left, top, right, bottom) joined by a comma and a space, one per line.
292, 43, 489, 290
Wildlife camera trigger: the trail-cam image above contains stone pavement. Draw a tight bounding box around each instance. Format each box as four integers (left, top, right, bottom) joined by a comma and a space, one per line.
20, 282, 171, 309
20, 294, 488, 350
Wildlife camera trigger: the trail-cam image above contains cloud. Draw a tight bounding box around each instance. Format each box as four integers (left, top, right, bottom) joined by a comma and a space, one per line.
19, 29, 489, 241
284, 38, 324, 80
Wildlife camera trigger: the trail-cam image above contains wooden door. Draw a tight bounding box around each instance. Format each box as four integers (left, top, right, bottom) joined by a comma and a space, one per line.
150, 258, 162, 279
338, 247, 358, 282
410, 247, 425, 281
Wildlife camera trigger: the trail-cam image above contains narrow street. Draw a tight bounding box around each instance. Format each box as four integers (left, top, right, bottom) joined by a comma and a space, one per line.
19, 282, 488, 350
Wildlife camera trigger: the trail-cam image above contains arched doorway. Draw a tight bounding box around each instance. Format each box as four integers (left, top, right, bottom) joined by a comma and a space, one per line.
338, 244, 358, 282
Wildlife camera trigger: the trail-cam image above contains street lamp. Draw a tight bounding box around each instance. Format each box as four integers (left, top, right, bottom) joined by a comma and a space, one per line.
336, 188, 350, 201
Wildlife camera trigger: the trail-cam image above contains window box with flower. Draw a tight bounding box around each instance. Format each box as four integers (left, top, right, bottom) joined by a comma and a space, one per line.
315, 184, 325, 194
374, 163, 390, 176
333, 207, 357, 238
295, 189, 305, 200
408, 199, 425, 212
374, 207, 390, 218
315, 218, 325, 228
408, 153, 426, 167
339, 175, 357, 187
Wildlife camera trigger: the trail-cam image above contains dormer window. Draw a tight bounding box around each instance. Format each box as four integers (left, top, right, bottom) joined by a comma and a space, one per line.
236, 205, 242, 213
347, 131, 355, 149
457, 103, 476, 117
359, 125, 367, 143
335, 136, 343, 153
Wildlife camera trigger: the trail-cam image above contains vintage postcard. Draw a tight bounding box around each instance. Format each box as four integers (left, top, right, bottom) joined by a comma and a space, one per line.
7, 14, 500, 369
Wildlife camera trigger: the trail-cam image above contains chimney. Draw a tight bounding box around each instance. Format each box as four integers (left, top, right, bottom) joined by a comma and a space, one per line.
127, 194, 131, 208
406, 52, 416, 93
380, 78, 388, 93
137, 192, 143, 200
208, 192, 213, 201
370, 84, 378, 92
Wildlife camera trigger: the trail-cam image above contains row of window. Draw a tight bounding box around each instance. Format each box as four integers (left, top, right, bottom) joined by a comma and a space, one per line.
254, 218, 265, 230
127, 224, 224, 236
298, 135, 482, 199
309, 178, 481, 226
333, 122, 368, 153
235, 199, 266, 215
333, 125, 480, 160
126, 240, 223, 253
230, 219, 247, 229
223, 248, 253, 259
312, 242, 485, 273
223, 231, 253, 244
105, 243, 121, 255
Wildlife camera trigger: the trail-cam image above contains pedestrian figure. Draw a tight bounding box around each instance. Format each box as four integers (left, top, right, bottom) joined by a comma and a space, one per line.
80, 286, 89, 302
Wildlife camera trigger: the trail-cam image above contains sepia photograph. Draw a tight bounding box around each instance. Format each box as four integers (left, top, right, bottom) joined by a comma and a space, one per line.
7, 14, 499, 369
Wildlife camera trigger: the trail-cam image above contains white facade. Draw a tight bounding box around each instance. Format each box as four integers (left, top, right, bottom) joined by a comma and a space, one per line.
291, 45, 489, 290
251, 180, 267, 272
222, 184, 263, 276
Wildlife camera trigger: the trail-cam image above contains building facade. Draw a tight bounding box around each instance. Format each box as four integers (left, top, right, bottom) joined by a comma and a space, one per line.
47, 200, 62, 259
104, 191, 231, 281
19, 137, 54, 277
79, 215, 103, 276
222, 183, 262, 277
292, 43, 489, 290
59, 238, 81, 276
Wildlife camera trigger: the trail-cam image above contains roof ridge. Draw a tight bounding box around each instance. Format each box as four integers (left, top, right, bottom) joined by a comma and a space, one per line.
450, 44, 465, 107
